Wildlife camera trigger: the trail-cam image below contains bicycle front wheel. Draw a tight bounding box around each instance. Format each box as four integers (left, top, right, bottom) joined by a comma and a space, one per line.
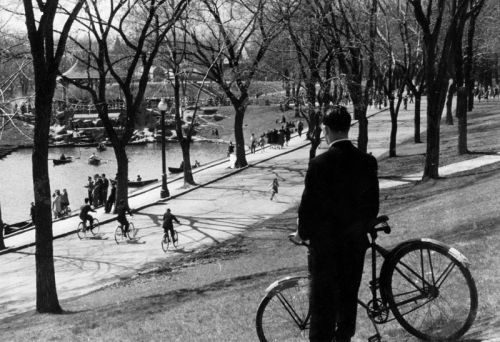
256, 276, 310, 342
90, 218, 100, 236
77, 222, 85, 239
161, 234, 170, 253
382, 240, 478, 341
114, 226, 125, 244
172, 230, 179, 248
127, 222, 136, 239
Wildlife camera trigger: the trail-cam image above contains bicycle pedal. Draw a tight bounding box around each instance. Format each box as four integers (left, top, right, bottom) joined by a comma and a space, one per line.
368, 334, 382, 342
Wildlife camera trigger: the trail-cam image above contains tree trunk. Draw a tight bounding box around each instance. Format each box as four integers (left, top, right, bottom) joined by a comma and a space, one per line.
233, 102, 248, 168
445, 83, 455, 125
0, 202, 5, 250
414, 93, 422, 143
33, 93, 61, 313
181, 138, 196, 185
114, 143, 129, 209
457, 87, 468, 154
355, 103, 368, 153
389, 99, 398, 157
174, 72, 196, 186
422, 99, 442, 180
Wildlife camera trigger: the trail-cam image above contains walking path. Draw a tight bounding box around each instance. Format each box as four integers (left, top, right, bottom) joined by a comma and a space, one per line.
2, 97, 499, 333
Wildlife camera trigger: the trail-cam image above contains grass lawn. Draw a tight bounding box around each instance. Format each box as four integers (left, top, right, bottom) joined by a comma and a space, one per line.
2, 101, 500, 341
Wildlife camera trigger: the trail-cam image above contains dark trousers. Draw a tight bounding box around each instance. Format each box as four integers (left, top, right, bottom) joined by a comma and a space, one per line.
308, 240, 367, 342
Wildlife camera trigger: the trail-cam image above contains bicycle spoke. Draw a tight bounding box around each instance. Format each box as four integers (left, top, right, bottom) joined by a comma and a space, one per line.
276, 292, 306, 328
435, 260, 456, 289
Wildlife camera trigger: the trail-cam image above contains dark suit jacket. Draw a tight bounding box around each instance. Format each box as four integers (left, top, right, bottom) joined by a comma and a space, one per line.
298, 140, 379, 244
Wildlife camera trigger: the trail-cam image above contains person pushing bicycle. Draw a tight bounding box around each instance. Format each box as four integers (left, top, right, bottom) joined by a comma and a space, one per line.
162, 208, 179, 243
79, 198, 95, 230
116, 199, 133, 235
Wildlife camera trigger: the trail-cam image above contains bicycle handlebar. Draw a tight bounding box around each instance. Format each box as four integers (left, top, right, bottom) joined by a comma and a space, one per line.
289, 216, 391, 247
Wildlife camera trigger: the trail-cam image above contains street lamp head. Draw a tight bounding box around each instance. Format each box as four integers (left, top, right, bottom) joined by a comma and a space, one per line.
158, 98, 168, 111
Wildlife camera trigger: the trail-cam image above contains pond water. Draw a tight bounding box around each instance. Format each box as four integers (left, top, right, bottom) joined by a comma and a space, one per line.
0, 142, 228, 223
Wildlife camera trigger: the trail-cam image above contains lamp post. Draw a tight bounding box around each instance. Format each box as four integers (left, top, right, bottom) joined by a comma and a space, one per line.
158, 98, 170, 198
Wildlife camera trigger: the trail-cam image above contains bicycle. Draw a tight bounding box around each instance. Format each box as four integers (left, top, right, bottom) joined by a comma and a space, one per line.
114, 220, 137, 244
76, 218, 100, 239
161, 229, 179, 252
255, 215, 478, 342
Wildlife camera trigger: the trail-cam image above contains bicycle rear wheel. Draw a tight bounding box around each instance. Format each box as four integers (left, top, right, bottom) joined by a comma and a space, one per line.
256, 276, 310, 342
77, 222, 85, 239
114, 226, 125, 244
382, 240, 478, 341
90, 218, 100, 236
161, 233, 170, 253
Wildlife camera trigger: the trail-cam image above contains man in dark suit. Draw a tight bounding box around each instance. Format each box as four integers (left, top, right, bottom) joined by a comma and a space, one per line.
293, 106, 379, 342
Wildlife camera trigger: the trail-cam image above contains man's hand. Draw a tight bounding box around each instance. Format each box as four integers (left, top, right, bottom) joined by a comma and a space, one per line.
289, 230, 305, 245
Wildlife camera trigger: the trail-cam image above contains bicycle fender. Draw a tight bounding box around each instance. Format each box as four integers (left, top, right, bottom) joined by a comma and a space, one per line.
264, 276, 309, 297
379, 238, 471, 294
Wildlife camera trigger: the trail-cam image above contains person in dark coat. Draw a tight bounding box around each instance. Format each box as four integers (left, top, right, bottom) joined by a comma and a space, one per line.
105, 181, 116, 213
101, 174, 109, 206
162, 208, 180, 242
292, 106, 379, 342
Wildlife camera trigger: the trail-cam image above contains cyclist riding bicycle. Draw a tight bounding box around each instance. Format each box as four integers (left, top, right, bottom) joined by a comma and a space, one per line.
162, 208, 179, 243
79, 198, 95, 230
116, 199, 133, 235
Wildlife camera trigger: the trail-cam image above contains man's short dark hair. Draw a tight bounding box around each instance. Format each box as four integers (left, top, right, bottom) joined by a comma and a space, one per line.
322, 106, 351, 132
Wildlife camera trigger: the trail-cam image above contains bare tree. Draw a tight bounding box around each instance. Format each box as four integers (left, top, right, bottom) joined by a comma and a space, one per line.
22, 0, 84, 313
188, 0, 283, 168
64, 0, 188, 205
280, 0, 337, 159
408, 0, 483, 180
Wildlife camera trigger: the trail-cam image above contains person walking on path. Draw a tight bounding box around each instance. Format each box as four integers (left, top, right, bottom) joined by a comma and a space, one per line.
162, 208, 180, 243
297, 120, 304, 137
52, 190, 62, 219
292, 106, 380, 342
105, 181, 116, 214
269, 177, 279, 201
85, 176, 94, 206
61, 189, 70, 215
250, 133, 257, 154
101, 174, 109, 206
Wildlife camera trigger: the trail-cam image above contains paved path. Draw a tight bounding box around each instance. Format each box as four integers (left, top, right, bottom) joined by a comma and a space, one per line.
6, 97, 482, 324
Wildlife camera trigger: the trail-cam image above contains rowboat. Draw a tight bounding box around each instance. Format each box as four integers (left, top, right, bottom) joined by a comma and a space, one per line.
53, 156, 73, 165
168, 163, 200, 174
128, 178, 158, 188
3, 220, 33, 235
88, 155, 101, 165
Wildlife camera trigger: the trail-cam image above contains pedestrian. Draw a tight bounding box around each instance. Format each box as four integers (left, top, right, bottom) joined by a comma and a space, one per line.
269, 177, 279, 201
30, 202, 36, 222
162, 208, 180, 243
403, 94, 408, 110
285, 127, 291, 146
250, 133, 256, 153
105, 181, 117, 213
93, 175, 103, 206
101, 174, 109, 205
52, 190, 62, 219
61, 188, 70, 215
292, 105, 379, 342
86, 176, 94, 206
298, 120, 304, 137
258, 135, 265, 152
